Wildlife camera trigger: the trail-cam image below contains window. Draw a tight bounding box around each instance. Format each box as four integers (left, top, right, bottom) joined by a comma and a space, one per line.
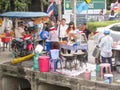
110, 24, 120, 32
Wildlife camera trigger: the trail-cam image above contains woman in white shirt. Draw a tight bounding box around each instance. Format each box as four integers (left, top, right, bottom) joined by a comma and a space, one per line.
65, 21, 77, 54
109, 10, 116, 20
65, 21, 77, 42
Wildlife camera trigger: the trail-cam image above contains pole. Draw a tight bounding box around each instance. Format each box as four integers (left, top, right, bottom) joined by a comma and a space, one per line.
57, 0, 62, 20
72, 0, 76, 27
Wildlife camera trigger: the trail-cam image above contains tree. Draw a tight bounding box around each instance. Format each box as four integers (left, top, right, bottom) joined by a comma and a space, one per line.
40, 0, 49, 11
0, 0, 10, 12
0, 0, 32, 13
14, 0, 32, 11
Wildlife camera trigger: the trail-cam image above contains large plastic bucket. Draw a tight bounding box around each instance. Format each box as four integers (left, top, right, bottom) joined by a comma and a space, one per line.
50, 49, 59, 59
46, 40, 51, 52
104, 74, 113, 84
38, 56, 50, 72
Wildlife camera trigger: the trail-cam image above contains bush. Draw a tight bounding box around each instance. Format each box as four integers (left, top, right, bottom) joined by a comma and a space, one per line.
88, 20, 120, 32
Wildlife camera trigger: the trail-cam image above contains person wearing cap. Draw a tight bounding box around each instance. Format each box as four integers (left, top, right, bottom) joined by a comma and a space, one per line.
45, 27, 59, 49
99, 30, 113, 70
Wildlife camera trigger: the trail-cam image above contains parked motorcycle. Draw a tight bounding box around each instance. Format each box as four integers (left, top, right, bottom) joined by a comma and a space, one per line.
11, 35, 34, 57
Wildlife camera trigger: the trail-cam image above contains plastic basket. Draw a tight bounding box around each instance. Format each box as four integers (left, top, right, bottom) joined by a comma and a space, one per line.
1, 37, 11, 43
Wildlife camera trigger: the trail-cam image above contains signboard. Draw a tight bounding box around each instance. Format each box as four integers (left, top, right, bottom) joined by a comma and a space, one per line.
85, 0, 91, 4
63, 0, 106, 26
64, 0, 106, 14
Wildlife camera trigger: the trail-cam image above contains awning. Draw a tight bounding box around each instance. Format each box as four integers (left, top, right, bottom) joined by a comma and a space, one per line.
1, 11, 49, 18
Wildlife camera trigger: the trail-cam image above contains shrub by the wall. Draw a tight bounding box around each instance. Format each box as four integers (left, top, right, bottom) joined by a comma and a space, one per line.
88, 20, 120, 32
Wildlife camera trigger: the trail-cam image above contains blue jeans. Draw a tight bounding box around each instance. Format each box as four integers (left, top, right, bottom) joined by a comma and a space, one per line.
101, 56, 112, 71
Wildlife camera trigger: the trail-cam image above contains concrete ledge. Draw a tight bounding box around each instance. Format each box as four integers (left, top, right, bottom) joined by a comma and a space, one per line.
0, 62, 120, 90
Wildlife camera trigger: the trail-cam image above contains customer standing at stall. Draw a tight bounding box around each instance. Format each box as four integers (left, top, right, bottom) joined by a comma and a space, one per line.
65, 21, 77, 53
99, 30, 113, 70
57, 18, 68, 41
80, 23, 91, 40
65, 21, 76, 42
45, 27, 59, 49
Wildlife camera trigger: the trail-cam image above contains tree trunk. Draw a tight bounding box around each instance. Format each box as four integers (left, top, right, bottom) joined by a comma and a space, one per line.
10, 0, 15, 11
40, 0, 44, 11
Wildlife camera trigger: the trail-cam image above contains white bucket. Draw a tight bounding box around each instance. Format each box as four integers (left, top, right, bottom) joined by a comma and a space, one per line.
50, 49, 59, 59
104, 74, 113, 84
35, 44, 43, 53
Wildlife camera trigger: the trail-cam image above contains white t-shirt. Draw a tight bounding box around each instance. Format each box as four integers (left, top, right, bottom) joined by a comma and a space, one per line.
99, 35, 113, 57
57, 24, 68, 38
15, 27, 24, 38
28, 21, 34, 27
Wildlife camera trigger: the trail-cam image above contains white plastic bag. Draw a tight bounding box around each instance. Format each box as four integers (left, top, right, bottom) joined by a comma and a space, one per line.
35, 44, 43, 53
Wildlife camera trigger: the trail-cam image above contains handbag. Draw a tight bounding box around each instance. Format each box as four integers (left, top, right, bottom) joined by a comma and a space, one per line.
92, 46, 101, 58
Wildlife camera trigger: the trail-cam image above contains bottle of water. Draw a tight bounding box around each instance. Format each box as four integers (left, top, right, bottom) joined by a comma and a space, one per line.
33, 53, 39, 71
91, 70, 96, 81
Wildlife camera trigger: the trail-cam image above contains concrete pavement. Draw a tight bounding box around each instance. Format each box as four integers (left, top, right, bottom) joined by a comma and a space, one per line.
0, 40, 120, 82
0, 39, 96, 63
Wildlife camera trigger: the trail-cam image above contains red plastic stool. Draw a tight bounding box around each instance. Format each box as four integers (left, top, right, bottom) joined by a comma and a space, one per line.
1, 37, 11, 51
100, 63, 112, 79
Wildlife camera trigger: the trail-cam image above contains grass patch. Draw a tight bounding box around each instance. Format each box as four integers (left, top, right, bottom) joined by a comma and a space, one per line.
88, 20, 120, 32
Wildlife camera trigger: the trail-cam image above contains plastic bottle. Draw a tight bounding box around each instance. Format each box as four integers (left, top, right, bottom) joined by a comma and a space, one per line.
91, 70, 96, 81
33, 53, 39, 71
83, 69, 91, 80
96, 64, 100, 80
96, 64, 100, 73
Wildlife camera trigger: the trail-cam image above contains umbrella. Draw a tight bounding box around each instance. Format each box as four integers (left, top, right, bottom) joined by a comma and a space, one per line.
1, 11, 49, 18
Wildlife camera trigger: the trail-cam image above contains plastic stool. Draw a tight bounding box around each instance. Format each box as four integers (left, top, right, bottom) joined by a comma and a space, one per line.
50, 58, 62, 72
1, 37, 11, 51
100, 63, 112, 79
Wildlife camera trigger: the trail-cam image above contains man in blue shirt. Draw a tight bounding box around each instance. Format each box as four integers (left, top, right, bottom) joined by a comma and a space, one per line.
99, 30, 113, 70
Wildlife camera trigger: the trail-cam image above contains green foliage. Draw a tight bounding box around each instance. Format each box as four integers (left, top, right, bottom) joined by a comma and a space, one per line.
41, 0, 49, 5
88, 20, 120, 32
0, 0, 32, 12
0, 0, 10, 12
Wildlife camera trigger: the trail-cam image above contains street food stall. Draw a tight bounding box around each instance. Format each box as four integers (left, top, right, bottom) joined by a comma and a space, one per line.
60, 33, 88, 52
112, 42, 120, 73
0, 11, 49, 56
0, 12, 49, 32
60, 32, 88, 70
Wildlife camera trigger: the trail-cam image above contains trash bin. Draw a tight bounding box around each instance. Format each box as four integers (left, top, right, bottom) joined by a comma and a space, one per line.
38, 56, 50, 72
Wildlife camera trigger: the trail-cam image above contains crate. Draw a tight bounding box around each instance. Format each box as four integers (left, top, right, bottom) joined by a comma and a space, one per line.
1, 37, 11, 43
